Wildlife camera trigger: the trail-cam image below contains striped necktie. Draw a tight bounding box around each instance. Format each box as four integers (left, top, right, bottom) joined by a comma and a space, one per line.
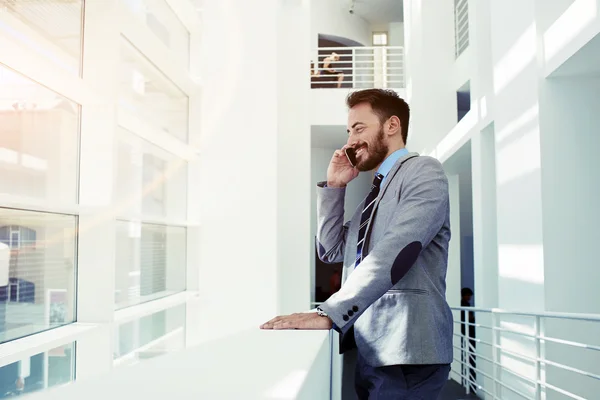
355, 173, 384, 267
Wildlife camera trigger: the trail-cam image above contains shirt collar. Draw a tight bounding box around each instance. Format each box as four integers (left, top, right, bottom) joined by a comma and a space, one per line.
377, 148, 409, 179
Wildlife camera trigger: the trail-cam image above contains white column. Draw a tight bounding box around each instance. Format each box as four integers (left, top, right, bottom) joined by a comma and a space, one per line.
471, 127, 499, 310
185, 13, 203, 346
447, 174, 462, 309
276, 0, 311, 315
488, 2, 545, 397
75, 325, 113, 381
402, 0, 457, 153
489, 0, 545, 311
471, 124, 499, 397
538, 78, 600, 400
447, 174, 463, 382
539, 78, 600, 311
198, 0, 311, 342
76, 0, 121, 377
469, 0, 495, 127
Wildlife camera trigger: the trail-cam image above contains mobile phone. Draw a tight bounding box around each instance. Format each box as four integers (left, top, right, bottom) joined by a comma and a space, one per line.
345, 147, 357, 168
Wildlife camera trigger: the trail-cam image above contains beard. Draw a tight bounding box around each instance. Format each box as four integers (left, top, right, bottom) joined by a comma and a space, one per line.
356, 128, 389, 172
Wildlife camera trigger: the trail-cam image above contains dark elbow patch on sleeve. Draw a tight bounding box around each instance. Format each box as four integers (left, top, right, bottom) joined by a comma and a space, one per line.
391, 241, 423, 285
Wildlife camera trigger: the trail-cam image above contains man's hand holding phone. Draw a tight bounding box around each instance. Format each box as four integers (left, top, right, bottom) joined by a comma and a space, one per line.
326, 145, 360, 188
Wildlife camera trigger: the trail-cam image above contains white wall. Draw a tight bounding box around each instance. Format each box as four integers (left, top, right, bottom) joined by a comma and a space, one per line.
407, 0, 600, 397
199, 0, 311, 342
538, 77, 600, 400
389, 22, 404, 46
539, 77, 600, 311
310, 0, 371, 53
369, 22, 404, 46
310, 89, 407, 126
402, 0, 457, 155
310, 90, 355, 126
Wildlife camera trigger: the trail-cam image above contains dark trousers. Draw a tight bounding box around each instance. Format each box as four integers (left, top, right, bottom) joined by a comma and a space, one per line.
355, 353, 451, 400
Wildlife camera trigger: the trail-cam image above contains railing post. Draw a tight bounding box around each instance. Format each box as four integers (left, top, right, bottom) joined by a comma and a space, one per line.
329, 330, 334, 400
534, 316, 541, 400
461, 327, 467, 391
533, 315, 542, 400
465, 323, 471, 395
491, 311, 498, 399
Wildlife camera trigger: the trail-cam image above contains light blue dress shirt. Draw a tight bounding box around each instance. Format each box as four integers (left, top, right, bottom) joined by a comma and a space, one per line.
377, 148, 409, 186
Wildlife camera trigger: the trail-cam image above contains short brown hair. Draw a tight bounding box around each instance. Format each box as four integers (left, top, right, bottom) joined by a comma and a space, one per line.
346, 89, 410, 144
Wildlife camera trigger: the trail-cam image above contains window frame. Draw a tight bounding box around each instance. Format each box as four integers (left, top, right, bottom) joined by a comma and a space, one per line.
0, 0, 202, 389
372, 31, 389, 46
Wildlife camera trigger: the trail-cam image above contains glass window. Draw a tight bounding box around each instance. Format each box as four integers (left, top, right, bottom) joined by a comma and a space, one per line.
115, 128, 188, 221
9, 231, 19, 250
0, 342, 75, 397
0, 208, 77, 344
373, 32, 388, 46
123, 0, 190, 68
119, 38, 189, 142
0, 0, 84, 75
114, 304, 185, 366
115, 222, 186, 309
0, 65, 80, 204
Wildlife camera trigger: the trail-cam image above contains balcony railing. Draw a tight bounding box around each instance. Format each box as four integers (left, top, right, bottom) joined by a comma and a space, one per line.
452, 306, 600, 399
310, 46, 404, 89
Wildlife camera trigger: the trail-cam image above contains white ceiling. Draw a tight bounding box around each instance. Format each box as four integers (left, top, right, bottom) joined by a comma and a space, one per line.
311, 125, 348, 149
350, 0, 403, 24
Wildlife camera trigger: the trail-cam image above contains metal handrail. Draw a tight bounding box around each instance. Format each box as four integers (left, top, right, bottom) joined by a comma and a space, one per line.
452, 306, 600, 322
318, 299, 598, 398
317, 46, 404, 51
451, 306, 600, 399
311, 46, 405, 89
455, 319, 600, 353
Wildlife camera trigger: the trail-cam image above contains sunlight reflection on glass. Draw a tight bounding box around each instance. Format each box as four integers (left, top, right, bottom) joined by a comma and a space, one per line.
0, 0, 83, 75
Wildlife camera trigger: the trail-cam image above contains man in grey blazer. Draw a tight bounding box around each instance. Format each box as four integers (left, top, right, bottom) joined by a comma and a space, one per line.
261, 89, 453, 399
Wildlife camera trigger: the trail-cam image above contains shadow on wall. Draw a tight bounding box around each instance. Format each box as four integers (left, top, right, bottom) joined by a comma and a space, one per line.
311, 34, 364, 89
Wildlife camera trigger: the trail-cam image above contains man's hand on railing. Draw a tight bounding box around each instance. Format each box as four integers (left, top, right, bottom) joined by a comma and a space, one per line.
260, 311, 333, 330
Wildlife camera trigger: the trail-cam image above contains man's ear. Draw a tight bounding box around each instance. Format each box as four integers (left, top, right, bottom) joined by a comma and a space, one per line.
386, 116, 401, 136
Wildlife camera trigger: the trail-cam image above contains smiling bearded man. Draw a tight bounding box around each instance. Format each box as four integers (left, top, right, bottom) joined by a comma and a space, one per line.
261, 89, 453, 400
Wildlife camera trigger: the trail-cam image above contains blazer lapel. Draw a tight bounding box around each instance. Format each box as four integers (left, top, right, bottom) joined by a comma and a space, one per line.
376, 152, 419, 203
362, 152, 419, 257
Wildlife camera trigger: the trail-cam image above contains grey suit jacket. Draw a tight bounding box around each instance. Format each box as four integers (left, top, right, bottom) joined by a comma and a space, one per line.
317, 152, 453, 367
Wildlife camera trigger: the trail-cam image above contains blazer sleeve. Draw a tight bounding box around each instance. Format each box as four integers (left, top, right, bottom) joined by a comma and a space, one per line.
315, 182, 350, 264
320, 157, 449, 333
